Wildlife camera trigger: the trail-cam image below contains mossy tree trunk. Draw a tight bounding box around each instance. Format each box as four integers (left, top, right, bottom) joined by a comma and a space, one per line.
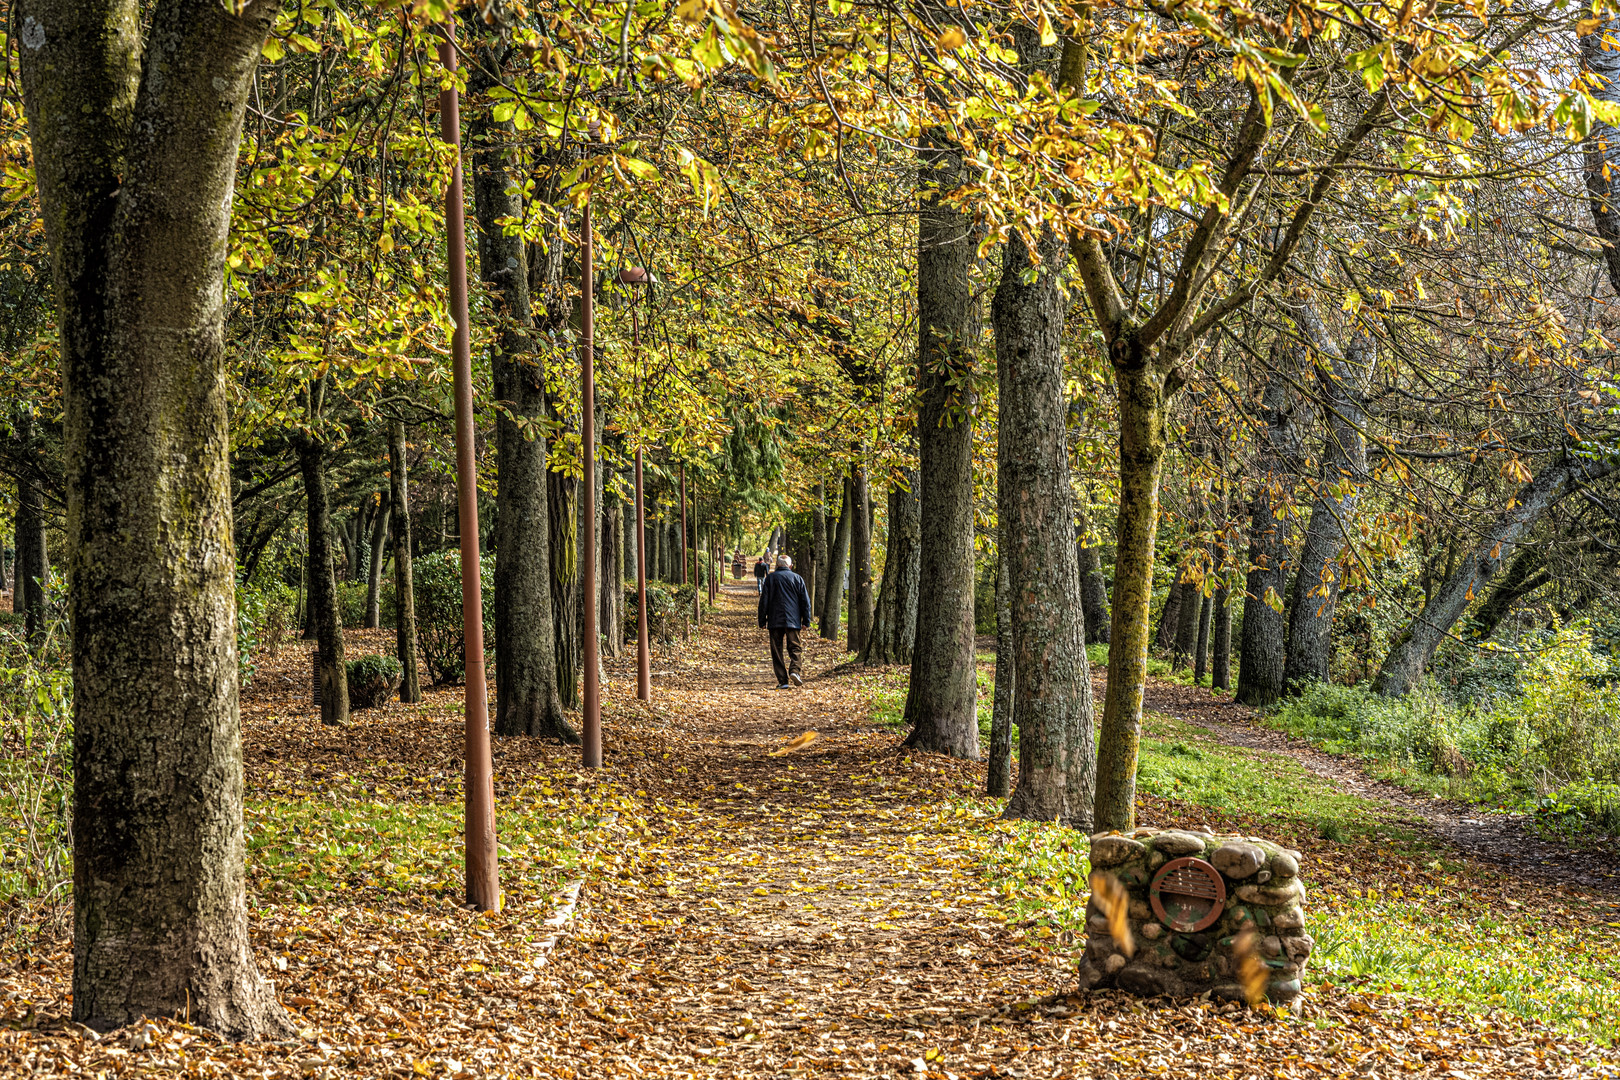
847, 462, 875, 654
1091, 355, 1169, 831
987, 549, 1014, 798
995, 228, 1093, 825
470, 50, 573, 741
388, 419, 421, 703
902, 131, 980, 760
18, 0, 290, 1036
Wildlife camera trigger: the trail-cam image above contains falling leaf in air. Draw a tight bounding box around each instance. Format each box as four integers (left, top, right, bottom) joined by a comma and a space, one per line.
767, 731, 819, 756
1088, 872, 1134, 957
1235, 929, 1269, 1007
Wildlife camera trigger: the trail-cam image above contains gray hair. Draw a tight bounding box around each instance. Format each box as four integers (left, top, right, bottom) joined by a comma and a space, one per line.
776, 555, 793, 569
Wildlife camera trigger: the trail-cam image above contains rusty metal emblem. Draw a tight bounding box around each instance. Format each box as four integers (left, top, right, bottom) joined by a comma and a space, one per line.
1150, 857, 1226, 932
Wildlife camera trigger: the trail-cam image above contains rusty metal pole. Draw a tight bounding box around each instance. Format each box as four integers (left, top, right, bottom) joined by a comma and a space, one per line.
437, 23, 499, 913
581, 203, 602, 769
631, 303, 652, 702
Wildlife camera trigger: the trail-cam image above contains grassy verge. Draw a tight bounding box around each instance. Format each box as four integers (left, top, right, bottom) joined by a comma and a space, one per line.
871, 649, 1620, 1044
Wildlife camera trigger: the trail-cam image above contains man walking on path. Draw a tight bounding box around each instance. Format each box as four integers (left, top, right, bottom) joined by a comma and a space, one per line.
759, 555, 812, 689
753, 553, 769, 594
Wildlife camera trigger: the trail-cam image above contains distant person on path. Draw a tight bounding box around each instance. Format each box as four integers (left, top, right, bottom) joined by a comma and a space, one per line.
759, 555, 812, 689
753, 553, 769, 594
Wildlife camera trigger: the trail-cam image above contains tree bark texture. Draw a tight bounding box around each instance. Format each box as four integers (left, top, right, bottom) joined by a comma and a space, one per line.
299, 437, 350, 726
863, 467, 920, 665
363, 490, 390, 629
1374, 457, 1616, 696
1154, 580, 1186, 651
902, 134, 981, 760
994, 229, 1093, 825
821, 475, 852, 640
1237, 367, 1303, 707
1076, 502, 1110, 645
987, 550, 1013, 798
601, 483, 624, 658
1193, 592, 1212, 684
1284, 317, 1372, 689
847, 463, 875, 654
1471, 548, 1548, 640
1211, 583, 1231, 691
388, 419, 421, 703
1172, 570, 1202, 670
19, 0, 290, 1035
1093, 357, 1168, 832
548, 464, 580, 709
471, 77, 574, 741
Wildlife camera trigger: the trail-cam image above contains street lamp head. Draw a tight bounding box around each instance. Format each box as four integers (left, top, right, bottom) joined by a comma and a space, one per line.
618, 266, 649, 286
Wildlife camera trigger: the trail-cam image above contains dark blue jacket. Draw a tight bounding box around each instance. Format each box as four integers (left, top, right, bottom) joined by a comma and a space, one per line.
759, 569, 812, 630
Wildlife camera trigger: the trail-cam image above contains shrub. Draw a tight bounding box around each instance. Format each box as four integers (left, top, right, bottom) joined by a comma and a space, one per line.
235, 580, 297, 688
0, 639, 73, 928
415, 550, 493, 685
347, 653, 403, 709
624, 581, 698, 646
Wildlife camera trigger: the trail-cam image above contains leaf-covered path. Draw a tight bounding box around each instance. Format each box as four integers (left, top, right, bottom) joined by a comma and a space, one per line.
4, 581, 1620, 1077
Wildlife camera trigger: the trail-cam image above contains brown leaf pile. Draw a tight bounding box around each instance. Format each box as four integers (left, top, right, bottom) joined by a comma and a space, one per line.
2, 585, 1618, 1078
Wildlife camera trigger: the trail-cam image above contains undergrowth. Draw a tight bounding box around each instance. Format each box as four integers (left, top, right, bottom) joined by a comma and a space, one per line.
1270, 627, 1620, 839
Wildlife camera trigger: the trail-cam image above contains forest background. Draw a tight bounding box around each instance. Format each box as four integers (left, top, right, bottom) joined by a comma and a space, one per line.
3, 0, 1620, 1042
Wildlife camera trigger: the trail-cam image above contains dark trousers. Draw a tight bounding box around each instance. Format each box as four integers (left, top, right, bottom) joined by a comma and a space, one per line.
769, 627, 803, 685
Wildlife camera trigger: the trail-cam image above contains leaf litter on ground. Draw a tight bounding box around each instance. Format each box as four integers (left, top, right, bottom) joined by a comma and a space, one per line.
2, 586, 1619, 1077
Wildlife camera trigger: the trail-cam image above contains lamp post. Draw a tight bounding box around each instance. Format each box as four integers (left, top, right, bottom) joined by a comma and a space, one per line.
621, 266, 652, 701
436, 22, 498, 912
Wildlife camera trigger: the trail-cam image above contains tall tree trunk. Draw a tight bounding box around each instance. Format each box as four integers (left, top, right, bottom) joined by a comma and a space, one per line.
1210, 583, 1232, 691
847, 462, 875, 654
862, 467, 921, 665
1375, 457, 1615, 696
471, 65, 574, 741
1154, 579, 1186, 651
549, 465, 580, 708
1237, 367, 1302, 707
810, 482, 827, 613
364, 489, 390, 629
298, 436, 349, 726
995, 228, 1093, 825
987, 549, 1014, 798
1093, 355, 1170, 832
601, 481, 624, 658
19, 0, 291, 1031
902, 132, 980, 760
1193, 592, 1213, 684
1284, 322, 1372, 689
820, 475, 852, 639
388, 419, 421, 703
1076, 501, 1110, 645
1172, 571, 1202, 670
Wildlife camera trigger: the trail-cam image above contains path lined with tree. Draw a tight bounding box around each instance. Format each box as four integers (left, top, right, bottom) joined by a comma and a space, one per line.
4, 583, 1618, 1076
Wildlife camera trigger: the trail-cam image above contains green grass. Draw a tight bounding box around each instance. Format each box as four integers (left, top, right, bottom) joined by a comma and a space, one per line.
953, 698, 1620, 1043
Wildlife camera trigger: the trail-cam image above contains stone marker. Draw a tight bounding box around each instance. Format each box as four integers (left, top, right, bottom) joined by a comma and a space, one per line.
1077, 826, 1313, 1005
